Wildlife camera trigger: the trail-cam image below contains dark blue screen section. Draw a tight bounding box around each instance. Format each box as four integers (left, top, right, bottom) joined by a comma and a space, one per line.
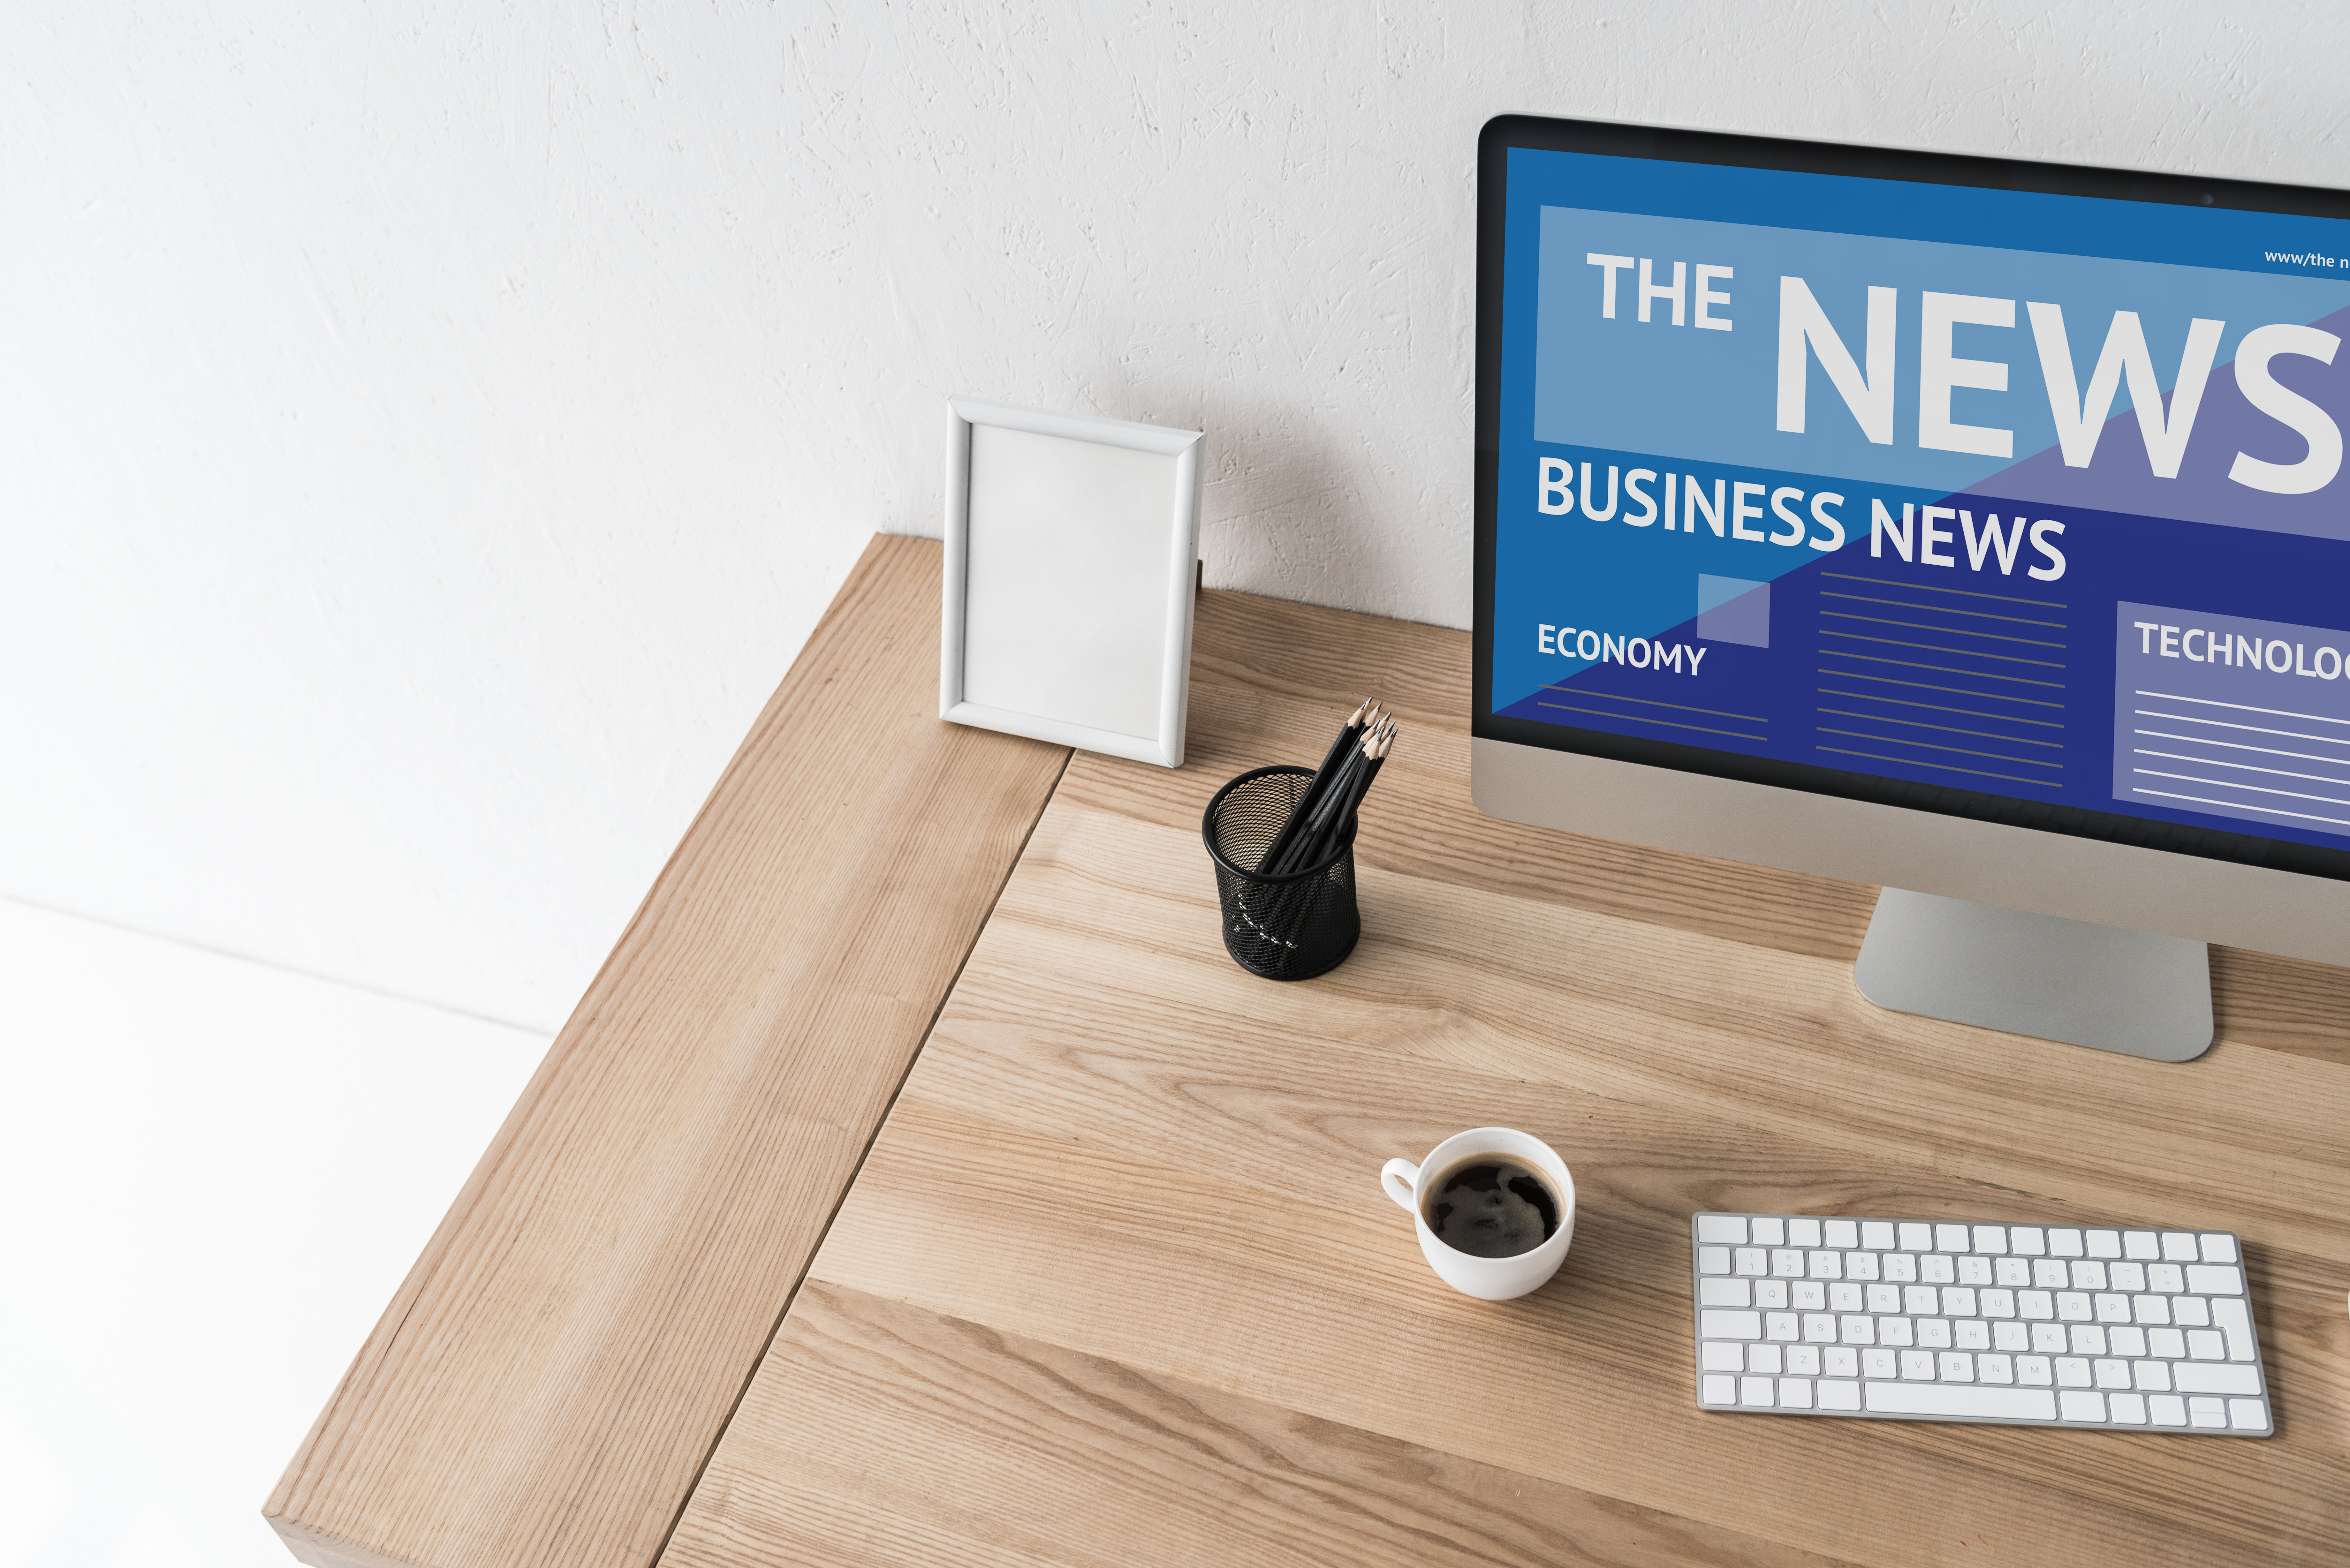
1493, 145, 2350, 854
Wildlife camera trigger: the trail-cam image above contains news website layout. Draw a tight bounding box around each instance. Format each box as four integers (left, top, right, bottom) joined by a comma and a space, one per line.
1491, 147, 2350, 855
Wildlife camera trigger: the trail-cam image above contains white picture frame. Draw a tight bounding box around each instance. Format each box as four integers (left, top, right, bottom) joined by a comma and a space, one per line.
940, 395, 1203, 768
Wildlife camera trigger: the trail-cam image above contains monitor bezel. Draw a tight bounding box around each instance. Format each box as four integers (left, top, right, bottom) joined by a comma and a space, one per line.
1472, 113, 2350, 886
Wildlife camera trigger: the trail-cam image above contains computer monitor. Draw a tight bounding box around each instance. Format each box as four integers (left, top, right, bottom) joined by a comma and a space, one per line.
1472, 115, 2350, 1062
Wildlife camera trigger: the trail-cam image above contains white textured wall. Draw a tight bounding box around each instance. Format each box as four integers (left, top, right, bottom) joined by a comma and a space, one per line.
5, 2, 2343, 1030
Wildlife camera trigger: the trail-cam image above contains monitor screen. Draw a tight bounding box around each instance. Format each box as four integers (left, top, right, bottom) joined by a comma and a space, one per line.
1474, 118, 2350, 885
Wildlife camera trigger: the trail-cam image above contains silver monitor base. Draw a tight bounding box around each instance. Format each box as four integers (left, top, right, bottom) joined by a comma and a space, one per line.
1854, 889, 2213, 1062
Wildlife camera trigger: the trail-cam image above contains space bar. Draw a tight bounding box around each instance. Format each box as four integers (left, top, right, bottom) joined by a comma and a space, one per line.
1865, 1383, 2057, 1421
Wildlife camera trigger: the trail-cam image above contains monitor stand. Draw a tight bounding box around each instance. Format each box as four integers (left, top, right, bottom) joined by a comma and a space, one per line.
1853, 888, 2213, 1062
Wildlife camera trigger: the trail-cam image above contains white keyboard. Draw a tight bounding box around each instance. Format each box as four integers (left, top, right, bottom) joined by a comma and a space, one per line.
1690, 1212, 2271, 1436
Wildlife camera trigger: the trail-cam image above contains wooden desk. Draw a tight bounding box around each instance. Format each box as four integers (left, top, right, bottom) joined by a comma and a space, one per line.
277, 537, 2350, 1568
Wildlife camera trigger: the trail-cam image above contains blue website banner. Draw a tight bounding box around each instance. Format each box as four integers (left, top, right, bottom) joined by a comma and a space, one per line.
1494, 147, 2350, 853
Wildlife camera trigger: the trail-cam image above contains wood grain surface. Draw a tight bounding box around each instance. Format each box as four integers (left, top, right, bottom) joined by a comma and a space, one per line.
266, 536, 1070, 1568
665, 585, 2350, 1568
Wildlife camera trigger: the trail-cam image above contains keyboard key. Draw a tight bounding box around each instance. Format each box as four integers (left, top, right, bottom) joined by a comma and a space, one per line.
2188, 1397, 2226, 1429
1698, 1216, 1747, 1245
1992, 1322, 2028, 1351
2187, 1330, 2225, 1361
1755, 1280, 1789, 1309
2174, 1296, 2210, 1327
1840, 1315, 1875, 1344
1899, 1223, 1932, 1251
2017, 1355, 2053, 1385
1953, 1320, 1989, 1351
1752, 1217, 1785, 1246
1939, 1352, 1974, 1382
1697, 1246, 1731, 1275
2200, 1233, 2238, 1264
2093, 1359, 2130, 1389
1942, 1287, 1976, 1316
2187, 1264, 2243, 1296
1702, 1341, 1745, 1371
2109, 1262, 2145, 1292
2134, 1360, 2172, 1391
2148, 1328, 2186, 1359
2087, 1230, 2122, 1258
2108, 1326, 2146, 1358
1994, 1257, 2029, 1287
2175, 1363, 2261, 1396
2068, 1324, 2105, 1356
1883, 1253, 1918, 1283
1702, 1310, 1761, 1340
1935, 1223, 1968, 1252
2031, 1323, 2066, 1354
2057, 1292, 2091, 1321
2094, 1294, 2131, 1323
1844, 1252, 1879, 1281
2110, 1392, 2148, 1424
2149, 1394, 2187, 1426
1818, 1378, 1862, 1410
2055, 1357, 2091, 1387
1861, 1221, 1895, 1249
2033, 1259, 2068, 1289
1793, 1281, 1826, 1310
1980, 1288, 2014, 1318
2060, 1390, 2107, 1422
1773, 1249, 1805, 1277
1879, 1317, 1914, 1346
1741, 1375, 1776, 1407
2049, 1228, 2084, 1257
2071, 1260, 2107, 1290
1905, 1285, 1938, 1315
2148, 1263, 2184, 1293
1701, 1374, 1736, 1405
2212, 1298, 2255, 1360
2161, 1232, 2198, 1261
1978, 1352, 2013, 1383
2019, 1290, 2054, 1319
1901, 1350, 1937, 1380
1808, 1251, 1841, 1279
1916, 1319, 1952, 1349
1973, 1225, 2007, 1254
1786, 1344, 1821, 1375
2133, 1294, 2171, 1325
1823, 1220, 1857, 1249
1920, 1255, 1955, 1285
1701, 1278, 1751, 1307
1767, 1313, 1798, 1341
1803, 1313, 1837, 1342
1823, 1346, 1857, 1377
1828, 1283, 1861, 1312
1868, 1383, 2057, 1421
1778, 1376, 1814, 1408
1867, 1285, 1899, 1314
2122, 1230, 2157, 1259
1956, 1256, 1991, 1286
1749, 1343, 1783, 1374
2229, 1398, 2267, 1431
1787, 1217, 1822, 1248
2009, 1226, 2045, 1255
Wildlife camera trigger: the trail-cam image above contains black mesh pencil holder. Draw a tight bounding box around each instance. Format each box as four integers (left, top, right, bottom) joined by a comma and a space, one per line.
1201, 765, 1361, 982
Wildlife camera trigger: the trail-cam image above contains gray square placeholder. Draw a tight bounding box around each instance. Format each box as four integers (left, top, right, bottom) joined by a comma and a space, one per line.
1697, 575, 1770, 648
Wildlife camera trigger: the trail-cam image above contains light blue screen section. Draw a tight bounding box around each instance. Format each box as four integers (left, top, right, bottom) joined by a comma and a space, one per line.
1533, 207, 2350, 493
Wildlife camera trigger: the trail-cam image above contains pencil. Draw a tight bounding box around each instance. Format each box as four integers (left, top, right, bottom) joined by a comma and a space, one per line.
1257, 699, 1376, 874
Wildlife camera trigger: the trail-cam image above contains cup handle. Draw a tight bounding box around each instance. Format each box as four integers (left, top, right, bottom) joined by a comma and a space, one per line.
1380, 1158, 1420, 1215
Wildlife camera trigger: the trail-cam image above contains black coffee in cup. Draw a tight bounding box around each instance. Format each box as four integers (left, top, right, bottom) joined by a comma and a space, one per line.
1424, 1156, 1560, 1258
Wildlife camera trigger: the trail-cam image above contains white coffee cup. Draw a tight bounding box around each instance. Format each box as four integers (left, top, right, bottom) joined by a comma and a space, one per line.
1380, 1127, 1576, 1300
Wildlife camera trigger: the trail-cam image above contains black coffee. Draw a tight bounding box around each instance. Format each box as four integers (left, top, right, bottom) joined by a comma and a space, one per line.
1425, 1156, 1560, 1258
